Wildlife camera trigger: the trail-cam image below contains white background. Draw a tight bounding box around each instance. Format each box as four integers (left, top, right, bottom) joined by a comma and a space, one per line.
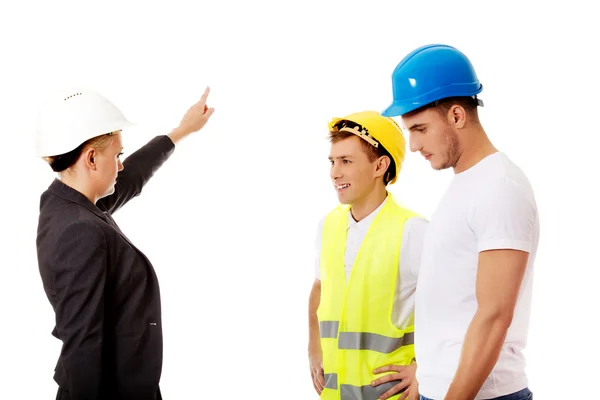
1, 0, 598, 398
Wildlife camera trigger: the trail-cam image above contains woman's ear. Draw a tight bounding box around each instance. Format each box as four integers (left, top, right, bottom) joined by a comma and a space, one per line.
83, 148, 97, 170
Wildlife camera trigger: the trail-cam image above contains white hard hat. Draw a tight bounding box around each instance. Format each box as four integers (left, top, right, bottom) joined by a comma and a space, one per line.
35, 88, 133, 157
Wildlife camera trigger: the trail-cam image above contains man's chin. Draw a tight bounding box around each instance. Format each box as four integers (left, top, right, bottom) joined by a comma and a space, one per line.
336, 194, 352, 205
431, 159, 452, 171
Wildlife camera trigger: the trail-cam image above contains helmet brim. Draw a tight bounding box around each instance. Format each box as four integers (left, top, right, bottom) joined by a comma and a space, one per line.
381, 102, 411, 118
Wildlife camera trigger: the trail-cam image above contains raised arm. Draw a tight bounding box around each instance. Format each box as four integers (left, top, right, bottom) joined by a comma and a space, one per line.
98, 87, 215, 213
97, 135, 175, 213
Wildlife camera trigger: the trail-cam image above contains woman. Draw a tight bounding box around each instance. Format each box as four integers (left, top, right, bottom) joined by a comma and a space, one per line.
35, 87, 214, 400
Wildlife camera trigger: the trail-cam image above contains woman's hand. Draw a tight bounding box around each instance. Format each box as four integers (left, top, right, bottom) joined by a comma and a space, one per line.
168, 86, 215, 144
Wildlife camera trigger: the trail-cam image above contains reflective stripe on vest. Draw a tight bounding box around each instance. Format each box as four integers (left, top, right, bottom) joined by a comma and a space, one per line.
340, 381, 405, 400
324, 373, 338, 390
320, 323, 415, 353
320, 321, 340, 339
338, 332, 415, 354
323, 374, 406, 400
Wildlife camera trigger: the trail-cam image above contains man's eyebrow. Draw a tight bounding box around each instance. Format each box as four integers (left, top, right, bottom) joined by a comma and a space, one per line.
408, 123, 426, 131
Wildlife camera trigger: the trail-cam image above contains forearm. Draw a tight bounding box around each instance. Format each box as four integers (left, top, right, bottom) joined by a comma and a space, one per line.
308, 281, 322, 352
444, 311, 510, 400
167, 127, 188, 144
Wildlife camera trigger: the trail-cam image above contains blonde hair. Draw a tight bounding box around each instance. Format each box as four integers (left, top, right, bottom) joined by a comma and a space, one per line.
44, 133, 116, 172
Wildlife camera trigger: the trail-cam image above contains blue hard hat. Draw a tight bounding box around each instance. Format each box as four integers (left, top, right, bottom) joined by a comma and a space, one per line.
381, 44, 483, 117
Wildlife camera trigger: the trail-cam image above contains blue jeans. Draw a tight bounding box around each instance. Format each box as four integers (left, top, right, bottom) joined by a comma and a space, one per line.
420, 387, 532, 400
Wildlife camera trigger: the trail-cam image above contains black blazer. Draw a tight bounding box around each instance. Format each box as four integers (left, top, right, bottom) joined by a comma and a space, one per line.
36, 135, 175, 400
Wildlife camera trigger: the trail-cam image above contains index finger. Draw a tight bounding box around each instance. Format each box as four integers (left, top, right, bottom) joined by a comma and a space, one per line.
192, 87, 211, 109
200, 86, 210, 102
373, 364, 404, 374
317, 369, 326, 387
379, 381, 409, 400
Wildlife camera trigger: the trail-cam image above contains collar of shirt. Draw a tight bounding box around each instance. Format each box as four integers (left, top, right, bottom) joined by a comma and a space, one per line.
346, 195, 389, 230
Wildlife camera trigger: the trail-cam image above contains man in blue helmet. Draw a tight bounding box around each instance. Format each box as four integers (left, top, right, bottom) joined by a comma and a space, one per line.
380, 44, 539, 400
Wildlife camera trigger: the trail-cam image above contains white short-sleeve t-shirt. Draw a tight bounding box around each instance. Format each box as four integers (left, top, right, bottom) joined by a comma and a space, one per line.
415, 152, 539, 399
315, 197, 428, 329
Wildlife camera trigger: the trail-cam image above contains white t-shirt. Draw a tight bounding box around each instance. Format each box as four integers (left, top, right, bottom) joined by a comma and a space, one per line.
315, 197, 429, 329
415, 152, 539, 399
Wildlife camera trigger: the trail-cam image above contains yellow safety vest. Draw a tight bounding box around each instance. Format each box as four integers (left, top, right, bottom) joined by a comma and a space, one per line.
317, 196, 418, 400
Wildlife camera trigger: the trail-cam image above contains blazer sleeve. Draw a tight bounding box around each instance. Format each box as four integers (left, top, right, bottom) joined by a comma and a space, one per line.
98, 135, 175, 214
53, 220, 107, 399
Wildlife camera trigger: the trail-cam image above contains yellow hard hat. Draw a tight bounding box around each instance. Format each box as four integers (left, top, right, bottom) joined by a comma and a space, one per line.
328, 110, 406, 185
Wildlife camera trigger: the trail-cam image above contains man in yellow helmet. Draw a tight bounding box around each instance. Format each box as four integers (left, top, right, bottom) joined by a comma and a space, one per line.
308, 111, 428, 400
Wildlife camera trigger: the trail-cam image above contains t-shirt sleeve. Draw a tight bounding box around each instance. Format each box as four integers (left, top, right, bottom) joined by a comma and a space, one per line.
400, 216, 429, 279
314, 217, 326, 280
469, 178, 537, 253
